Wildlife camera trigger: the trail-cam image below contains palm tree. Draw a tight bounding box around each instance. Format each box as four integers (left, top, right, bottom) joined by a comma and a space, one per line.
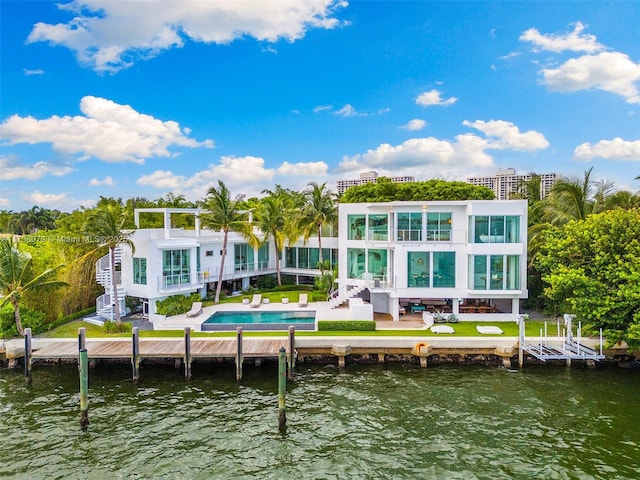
297, 182, 338, 275
200, 181, 256, 303
82, 204, 135, 325
0, 238, 67, 336
542, 167, 614, 225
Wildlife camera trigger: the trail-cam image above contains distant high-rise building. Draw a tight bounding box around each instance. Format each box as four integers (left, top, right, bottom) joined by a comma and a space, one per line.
336, 171, 415, 195
467, 168, 556, 200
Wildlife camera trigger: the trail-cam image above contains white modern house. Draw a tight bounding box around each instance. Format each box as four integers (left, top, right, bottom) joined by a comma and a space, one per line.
93, 208, 338, 325
334, 200, 528, 321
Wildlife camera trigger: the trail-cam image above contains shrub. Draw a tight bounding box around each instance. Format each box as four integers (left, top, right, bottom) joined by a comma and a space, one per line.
103, 321, 132, 334
1, 305, 48, 337
317, 320, 376, 331
156, 293, 201, 317
447, 313, 459, 323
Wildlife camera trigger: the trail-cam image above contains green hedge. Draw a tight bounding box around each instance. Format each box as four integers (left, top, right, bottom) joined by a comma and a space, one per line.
317, 320, 376, 331
156, 293, 201, 317
270, 284, 314, 292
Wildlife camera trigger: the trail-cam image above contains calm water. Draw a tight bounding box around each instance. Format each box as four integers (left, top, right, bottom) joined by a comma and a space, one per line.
1, 362, 638, 479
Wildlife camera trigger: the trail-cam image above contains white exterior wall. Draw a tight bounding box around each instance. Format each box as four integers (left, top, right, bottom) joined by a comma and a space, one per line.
338, 200, 528, 319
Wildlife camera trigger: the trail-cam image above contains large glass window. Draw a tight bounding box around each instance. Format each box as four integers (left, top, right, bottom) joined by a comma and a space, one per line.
427, 212, 452, 241
162, 249, 190, 286
407, 252, 429, 287
298, 247, 310, 269
368, 214, 388, 241
285, 247, 296, 268
133, 257, 147, 285
472, 255, 486, 290
433, 252, 455, 287
397, 212, 422, 242
234, 244, 254, 271
470, 255, 520, 290
473, 216, 520, 243
368, 249, 388, 279
347, 248, 366, 279
348, 214, 366, 240
258, 244, 269, 269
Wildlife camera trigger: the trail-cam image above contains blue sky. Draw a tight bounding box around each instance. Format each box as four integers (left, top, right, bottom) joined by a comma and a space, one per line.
1, 0, 639, 212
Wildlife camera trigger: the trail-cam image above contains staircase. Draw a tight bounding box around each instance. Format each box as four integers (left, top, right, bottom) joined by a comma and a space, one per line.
328, 284, 367, 309
95, 247, 126, 320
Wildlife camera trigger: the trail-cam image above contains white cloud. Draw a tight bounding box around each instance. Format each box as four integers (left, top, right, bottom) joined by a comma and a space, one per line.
463, 120, 549, 151
541, 52, 640, 104
313, 105, 333, 113
0, 96, 213, 163
23, 68, 45, 76
574, 138, 640, 161
20, 191, 95, 210
415, 89, 457, 107
402, 119, 427, 131
0, 198, 9, 207
137, 155, 329, 199
89, 176, 115, 186
334, 104, 367, 117
0, 156, 74, 180
337, 119, 548, 179
520, 21, 604, 53
27, 0, 348, 73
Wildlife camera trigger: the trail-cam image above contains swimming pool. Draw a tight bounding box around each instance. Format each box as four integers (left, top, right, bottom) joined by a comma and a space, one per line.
201, 310, 316, 331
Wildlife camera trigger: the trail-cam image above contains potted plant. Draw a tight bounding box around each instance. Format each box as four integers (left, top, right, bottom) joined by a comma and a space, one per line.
281, 296, 289, 304
447, 313, 459, 323
242, 297, 250, 305
433, 310, 447, 323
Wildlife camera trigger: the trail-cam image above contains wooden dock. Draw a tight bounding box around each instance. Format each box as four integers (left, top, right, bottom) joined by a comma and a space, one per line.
31, 338, 290, 360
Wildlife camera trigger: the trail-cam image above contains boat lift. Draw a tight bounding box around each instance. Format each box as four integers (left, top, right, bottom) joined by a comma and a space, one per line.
518, 314, 605, 367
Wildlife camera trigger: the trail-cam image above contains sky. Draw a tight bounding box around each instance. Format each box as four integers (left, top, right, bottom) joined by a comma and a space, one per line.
1, 0, 639, 212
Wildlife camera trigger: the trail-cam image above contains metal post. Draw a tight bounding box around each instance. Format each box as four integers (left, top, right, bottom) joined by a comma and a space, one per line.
518, 315, 524, 369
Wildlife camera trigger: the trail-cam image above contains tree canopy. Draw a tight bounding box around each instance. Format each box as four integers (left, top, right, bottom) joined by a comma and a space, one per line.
534, 208, 640, 349
339, 178, 495, 203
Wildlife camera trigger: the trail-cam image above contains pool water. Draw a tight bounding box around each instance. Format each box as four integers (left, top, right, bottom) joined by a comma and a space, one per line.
201, 310, 316, 331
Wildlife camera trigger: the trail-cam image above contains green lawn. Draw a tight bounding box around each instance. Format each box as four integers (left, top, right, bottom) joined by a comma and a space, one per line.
39, 319, 550, 339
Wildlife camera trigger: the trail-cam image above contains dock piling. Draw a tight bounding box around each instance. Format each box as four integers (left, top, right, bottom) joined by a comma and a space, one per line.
24, 328, 32, 384
79, 348, 89, 431
132, 327, 140, 383
184, 327, 192, 380
287, 326, 295, 380
278, 346, 287, 434
78, 327, 86, 351
236, 327, 243, 381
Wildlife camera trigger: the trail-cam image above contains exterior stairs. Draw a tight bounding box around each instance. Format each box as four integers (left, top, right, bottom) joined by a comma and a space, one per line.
328, 284, 367, 309
95, 247, 126, 320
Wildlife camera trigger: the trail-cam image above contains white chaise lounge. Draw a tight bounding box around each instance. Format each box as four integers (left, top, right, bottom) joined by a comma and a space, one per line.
250, 294, 262, 308
185, 302, 203, 317
298, 293, 308, 307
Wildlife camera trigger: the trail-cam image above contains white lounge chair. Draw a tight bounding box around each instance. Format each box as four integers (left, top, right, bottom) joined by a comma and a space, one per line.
185, 302, 203, 317
249, 294, 262, 308
431, 325, 455, 334
476, 326, 503, 334
298, 293, 308, 307
422, 312, 434, 329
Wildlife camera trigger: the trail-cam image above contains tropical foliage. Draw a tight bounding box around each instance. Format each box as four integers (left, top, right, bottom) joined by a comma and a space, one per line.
340, 177, 495, 203
534, 208, 640, 349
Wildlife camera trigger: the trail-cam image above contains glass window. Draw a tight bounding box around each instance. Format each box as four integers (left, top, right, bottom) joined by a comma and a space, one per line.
368, 249, 388, 279
368, 214, 388, 241
427, 212, 452, 241
133, 257, 147, 285
506, 255, 520, 289
234, 244, 254, 271
347, 248, 366, 279
348, 214, 366, 240
433, 252, 455, 287
258, 244, 269, 269
474, 216, 489, 243
490, 216, 505, 241
298, 247, 309, 269
490, 255, 504, 290
397, 212, 422, 242
407, 252, 429, 287
162, 249, 190, 285
505, 216, 520, 243
472, 255, 486, 290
